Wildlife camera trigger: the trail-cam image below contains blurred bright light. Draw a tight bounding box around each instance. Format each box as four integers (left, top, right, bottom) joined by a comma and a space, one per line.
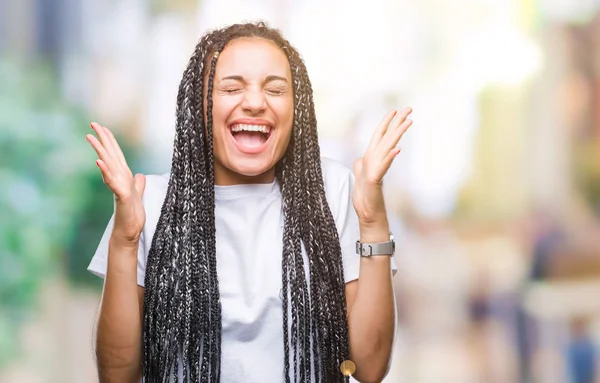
539, 0, 600, 23
458, 25, 543, 87
196, 0, 283, 31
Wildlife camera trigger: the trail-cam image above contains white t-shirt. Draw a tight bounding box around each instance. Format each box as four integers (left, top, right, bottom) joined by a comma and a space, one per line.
88, 157, 395, 382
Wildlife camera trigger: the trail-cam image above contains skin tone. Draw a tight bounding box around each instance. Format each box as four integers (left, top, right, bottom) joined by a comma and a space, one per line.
86, 36, 412, 383
209, 38, 294, 186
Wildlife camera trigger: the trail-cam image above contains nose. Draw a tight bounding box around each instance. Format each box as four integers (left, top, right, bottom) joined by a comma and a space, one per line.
241, 87, 267, 115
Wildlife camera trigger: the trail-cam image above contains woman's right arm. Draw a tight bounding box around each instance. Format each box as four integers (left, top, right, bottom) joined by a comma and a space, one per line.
86, 122, 147, 383
95, 239, 145, 382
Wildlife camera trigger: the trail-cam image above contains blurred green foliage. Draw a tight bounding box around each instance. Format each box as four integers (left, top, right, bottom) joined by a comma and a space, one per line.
0, 58, 139, 368
575, 141, 600, 217
149, 0, 199, 14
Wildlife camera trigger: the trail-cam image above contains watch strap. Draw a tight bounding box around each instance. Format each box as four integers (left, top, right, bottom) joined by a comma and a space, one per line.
356, 240, 395, 257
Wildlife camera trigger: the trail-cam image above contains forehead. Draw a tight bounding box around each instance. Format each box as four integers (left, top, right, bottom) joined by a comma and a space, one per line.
215, 37, 291, 78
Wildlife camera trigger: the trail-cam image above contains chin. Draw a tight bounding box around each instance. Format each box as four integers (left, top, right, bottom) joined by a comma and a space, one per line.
233, 162, 273, 178
220, 157, 277, 184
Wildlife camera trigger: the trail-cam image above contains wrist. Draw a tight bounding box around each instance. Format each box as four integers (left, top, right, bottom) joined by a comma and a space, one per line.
106, 238, 139, 276
359, 220, 390, 242
109, 234, 140, 252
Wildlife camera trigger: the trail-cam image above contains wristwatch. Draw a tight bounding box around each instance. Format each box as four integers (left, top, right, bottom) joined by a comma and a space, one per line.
356, 232, 395, 257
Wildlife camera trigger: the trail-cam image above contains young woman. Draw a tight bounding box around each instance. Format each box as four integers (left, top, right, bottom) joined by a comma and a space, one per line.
86, 21, 412, 383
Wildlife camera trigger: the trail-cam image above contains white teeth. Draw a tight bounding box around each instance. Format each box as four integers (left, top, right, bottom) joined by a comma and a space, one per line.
230, 124, 270, 134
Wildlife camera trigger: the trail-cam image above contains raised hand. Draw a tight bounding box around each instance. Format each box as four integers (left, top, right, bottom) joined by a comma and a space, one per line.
86, 122, 146, 245
352, 107, 413, 228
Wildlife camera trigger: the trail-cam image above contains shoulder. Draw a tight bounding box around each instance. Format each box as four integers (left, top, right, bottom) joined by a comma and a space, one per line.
143, 172, 170, 195
141, 173, 170, 212
320, 157, 354, 195
139, 173, 170, 249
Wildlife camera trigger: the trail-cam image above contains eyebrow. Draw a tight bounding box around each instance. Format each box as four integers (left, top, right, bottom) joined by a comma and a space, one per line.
220, 75, 289, 83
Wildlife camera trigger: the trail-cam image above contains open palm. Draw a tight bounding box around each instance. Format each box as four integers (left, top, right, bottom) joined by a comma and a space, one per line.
86, 122, 146, 243
352, 107, 413, 225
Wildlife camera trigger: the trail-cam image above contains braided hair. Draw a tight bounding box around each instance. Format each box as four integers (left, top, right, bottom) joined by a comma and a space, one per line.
143, 22, 350, 382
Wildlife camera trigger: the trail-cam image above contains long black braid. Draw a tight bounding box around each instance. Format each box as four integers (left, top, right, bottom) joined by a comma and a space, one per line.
143, 22, 350, 382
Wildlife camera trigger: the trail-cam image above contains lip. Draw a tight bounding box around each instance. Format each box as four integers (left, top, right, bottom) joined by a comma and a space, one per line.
228, 118, 274, 155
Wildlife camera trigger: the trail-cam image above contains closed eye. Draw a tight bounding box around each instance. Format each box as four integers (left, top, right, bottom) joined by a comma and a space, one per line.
266, 87, 287, 96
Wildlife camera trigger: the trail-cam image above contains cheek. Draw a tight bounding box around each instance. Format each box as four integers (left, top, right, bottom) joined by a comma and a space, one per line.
211, 95, 237, 119
273, 97, 294, 137
210, 96, 238, 139
209, 99, 229, 153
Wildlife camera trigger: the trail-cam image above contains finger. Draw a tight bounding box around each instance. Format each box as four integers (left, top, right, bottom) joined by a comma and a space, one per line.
97, 159, 130, 199
134, 173, 146, 197
90, 122, 118, 162
353, 157, 364, 176
397, 106, 412, 120
101, 125, 129, 168
95, 159, 113, 185
86, 134, 115, 168
367, 110, 397, 152
100, 125, 121, 165
374, 148, 402, 182
382, 106, 411, 140
381, 118, 413, 154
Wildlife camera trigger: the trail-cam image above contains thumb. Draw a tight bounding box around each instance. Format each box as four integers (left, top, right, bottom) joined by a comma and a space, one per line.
353, 157, 363, 175
134, 173, 146, 197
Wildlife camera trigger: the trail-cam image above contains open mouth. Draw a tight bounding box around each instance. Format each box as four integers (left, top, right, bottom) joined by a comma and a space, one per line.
229, 124, 272, 148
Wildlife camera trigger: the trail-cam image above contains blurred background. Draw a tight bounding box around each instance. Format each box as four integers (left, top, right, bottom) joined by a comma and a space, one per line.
1, 0, 600, 382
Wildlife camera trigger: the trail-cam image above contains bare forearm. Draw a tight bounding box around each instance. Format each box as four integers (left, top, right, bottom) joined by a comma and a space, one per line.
96, 239, 143, 382
348, 222, 395, 383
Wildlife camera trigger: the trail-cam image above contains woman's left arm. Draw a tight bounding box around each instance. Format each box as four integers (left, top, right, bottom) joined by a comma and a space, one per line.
346, 107, 412, 383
